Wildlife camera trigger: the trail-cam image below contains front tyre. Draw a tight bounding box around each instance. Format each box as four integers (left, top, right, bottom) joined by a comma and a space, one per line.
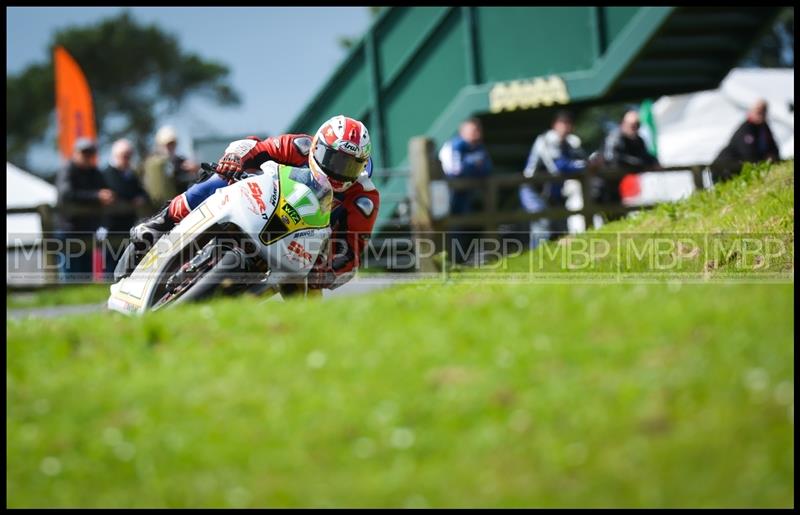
151, 244, 250, 310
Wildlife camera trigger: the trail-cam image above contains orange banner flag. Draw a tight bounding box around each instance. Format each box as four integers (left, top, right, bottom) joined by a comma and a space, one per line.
54, 46, 97, 161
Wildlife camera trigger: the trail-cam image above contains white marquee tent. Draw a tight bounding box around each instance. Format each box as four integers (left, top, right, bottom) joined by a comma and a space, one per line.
6, 162, 57, 246
653, 67, 794, 167
7, 161, 58, 209
7, 162, 58, 285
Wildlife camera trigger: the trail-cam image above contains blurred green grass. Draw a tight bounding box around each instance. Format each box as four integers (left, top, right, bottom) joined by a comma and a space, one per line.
7, 284, 110, 310
6, 161, 794, 507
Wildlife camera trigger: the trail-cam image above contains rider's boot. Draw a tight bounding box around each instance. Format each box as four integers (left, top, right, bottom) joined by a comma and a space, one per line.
130, 204, 176, 246
114, 204, 177, 280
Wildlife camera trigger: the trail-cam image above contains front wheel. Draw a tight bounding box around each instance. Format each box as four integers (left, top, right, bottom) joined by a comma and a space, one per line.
150, 244, 251, 310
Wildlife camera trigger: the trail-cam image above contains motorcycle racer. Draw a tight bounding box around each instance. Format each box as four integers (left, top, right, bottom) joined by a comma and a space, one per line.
127, 115, 380, 291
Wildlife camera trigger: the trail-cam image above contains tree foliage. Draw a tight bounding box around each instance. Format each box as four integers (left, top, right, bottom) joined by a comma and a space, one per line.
6, 11, 240, 167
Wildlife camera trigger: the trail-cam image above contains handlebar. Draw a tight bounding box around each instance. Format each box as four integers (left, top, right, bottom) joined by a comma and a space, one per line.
200, 161, 262, 182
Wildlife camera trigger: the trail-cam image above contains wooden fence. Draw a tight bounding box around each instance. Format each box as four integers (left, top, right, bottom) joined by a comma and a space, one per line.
408, 136, 711, 270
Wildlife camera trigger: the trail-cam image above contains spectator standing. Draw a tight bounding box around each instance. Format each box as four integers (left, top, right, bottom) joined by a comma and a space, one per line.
141, 126, 199, 206
55, 138, 115, 282
438, 117, 493, 262
598, 109, 659, 203
102, 138, 150, 275
711, 99, 780, 181
519, 110, 586, 247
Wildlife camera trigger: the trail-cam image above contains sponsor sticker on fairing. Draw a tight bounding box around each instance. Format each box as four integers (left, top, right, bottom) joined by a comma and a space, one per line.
286, 240, 313, 265
270, 180, 279, 206
241, 187, 260, 215
282, 203, 301, 224
248, 182, 267, 213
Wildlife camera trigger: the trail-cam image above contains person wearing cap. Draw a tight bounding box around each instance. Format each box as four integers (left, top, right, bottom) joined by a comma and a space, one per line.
519, 110, 586, 247
141, 125, 199, 205
55, 137, 115, 282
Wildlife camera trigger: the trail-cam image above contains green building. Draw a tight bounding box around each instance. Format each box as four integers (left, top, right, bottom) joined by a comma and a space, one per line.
282, 7, 782, 231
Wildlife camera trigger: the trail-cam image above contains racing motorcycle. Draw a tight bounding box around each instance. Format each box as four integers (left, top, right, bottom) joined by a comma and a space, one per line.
107, 161, 333, 314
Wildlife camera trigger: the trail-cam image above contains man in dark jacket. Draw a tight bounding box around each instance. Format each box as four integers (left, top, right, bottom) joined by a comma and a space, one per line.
598, 109, 660, 204
102, 138, 149, 275
55, 138, 115, 281
603, 109, 660, 170
102, 138, 149, 232
711, 99, 780, 181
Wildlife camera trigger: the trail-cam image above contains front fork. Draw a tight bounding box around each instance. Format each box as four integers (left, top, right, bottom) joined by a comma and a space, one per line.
113, 239, 150, 282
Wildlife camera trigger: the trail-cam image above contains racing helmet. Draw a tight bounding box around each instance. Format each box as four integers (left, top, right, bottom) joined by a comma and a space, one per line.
309, 115, 372, 192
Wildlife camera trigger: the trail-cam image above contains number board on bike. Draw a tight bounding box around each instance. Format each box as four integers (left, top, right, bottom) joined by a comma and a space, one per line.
258, 165, 331, 246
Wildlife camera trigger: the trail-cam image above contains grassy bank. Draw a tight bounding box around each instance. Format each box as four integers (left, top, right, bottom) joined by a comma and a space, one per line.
495, 160, 794, 278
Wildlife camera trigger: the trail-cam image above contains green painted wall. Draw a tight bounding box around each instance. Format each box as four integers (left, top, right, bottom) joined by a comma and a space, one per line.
382, 10, 466, 168
475, 7, 596, 82
605, 7, 640, 40
288, 7, 652, 169
377, 7, 450, 90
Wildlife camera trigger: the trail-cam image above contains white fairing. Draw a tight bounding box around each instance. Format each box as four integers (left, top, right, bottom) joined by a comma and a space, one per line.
108, 161, 330, 314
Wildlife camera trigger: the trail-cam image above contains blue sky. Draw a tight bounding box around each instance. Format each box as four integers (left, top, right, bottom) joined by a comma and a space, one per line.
6, 7, 373, 171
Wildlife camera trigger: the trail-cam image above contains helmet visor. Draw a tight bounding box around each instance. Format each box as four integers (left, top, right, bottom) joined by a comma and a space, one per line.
313, 141, 367, 182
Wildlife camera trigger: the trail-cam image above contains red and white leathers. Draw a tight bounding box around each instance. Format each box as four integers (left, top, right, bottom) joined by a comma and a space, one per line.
315, 170, 380, 290
220, 133, 311, 175
165, 133, 380, 290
